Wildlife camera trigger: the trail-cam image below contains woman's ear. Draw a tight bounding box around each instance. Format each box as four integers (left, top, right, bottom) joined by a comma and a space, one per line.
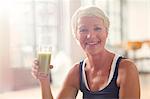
75, 32, 79, 40
74, 33, 81, 45
105, 28, 109, 38
106, 31, 108, 38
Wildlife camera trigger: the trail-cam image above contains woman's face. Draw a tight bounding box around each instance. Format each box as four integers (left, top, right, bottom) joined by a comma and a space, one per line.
76, 16, 108, 55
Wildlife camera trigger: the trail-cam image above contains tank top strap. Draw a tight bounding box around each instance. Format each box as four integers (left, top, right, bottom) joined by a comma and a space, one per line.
79, 60, 85, 92
113, 56, 122, 79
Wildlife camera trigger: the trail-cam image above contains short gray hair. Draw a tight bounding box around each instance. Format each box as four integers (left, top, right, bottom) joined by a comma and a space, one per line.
71, 5, 110, 37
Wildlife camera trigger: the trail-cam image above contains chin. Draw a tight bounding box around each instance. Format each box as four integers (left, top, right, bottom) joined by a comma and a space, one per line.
85, 48, 103, 55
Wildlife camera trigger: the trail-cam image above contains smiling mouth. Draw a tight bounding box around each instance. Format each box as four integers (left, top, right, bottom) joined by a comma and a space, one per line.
86, 41, 100, 45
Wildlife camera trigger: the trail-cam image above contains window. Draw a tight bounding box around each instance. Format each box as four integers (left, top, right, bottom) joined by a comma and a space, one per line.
126, 0, 150, 41
9, 0, 58, 68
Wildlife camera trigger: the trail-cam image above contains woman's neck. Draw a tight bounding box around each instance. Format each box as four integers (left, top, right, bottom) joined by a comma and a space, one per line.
86, 50, 114, 72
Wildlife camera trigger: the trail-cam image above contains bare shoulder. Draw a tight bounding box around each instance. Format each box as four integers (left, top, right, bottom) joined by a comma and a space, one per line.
68, 63, 80, 76
117, 58, 140, 86
119, 58, 139, 75
117, 58, 140, 98
117, 59, 139, 86
63, 62, 80, 89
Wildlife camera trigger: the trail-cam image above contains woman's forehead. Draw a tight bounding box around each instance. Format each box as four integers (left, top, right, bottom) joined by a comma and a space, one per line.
77, 16, 104, 26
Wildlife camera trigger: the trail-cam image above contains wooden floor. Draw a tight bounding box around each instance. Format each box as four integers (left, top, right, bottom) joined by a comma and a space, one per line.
0, 74, 150, 99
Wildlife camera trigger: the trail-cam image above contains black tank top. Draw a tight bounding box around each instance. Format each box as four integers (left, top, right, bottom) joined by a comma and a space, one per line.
79, 56, 122, 99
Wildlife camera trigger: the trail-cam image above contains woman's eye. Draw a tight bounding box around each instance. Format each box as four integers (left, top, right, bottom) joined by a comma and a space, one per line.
94, 27, 102, 31
79, 29, 88, 33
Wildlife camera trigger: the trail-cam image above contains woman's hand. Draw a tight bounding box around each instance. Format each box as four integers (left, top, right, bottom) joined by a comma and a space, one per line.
31, 59, 54, 99
31, 59, 53, 82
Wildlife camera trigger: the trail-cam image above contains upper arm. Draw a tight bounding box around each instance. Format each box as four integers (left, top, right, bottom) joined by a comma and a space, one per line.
118, 59, 140, 99
57, 64, 80, 99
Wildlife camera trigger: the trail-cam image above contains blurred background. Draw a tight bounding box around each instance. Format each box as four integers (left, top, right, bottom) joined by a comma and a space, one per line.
0, 0, 150, 99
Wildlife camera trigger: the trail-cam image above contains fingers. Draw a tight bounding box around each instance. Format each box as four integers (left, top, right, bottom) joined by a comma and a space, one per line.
31, 69, 49, 79
34, 59, 53, 69
31, 71, 49, 80
31, 58, 52, 81
31, 67, 38, 79
34, 59, 39, 65
31, 71, 38, 79
49, 65, 53, 69
37, 72, 49, 80
31, 59, 49, 80
32, 59, 39, 79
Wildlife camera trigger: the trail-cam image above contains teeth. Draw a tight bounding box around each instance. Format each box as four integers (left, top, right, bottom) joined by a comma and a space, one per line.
87, 42, 99, 45
88, 42, 96, 44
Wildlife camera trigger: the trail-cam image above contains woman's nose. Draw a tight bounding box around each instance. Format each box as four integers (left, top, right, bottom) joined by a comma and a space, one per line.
87, 31, 96, 39
87, 33, 91, 38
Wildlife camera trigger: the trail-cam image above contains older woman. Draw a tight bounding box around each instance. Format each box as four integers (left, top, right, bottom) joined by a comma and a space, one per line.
32, 6, 140, 99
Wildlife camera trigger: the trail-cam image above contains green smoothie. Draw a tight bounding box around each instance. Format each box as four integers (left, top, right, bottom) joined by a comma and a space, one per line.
38, 52, 51, 74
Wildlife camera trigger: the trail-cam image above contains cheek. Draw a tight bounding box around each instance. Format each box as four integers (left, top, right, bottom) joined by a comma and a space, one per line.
103, 35, 108, 41
97, 34, 107, 46
76, 33, 86, 43
99, 33, 108, 40
75, 32, 80, 40
78, 37, 86, 45
101, 37, 107, 44
76, 36, 87, 48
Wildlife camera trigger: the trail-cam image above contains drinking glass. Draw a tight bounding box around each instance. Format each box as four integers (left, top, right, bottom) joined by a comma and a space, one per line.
37, 45, 52, 74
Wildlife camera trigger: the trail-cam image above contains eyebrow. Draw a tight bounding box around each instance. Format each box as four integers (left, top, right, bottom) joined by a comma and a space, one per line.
93, 24, 102, 27
77, 25, 86, 29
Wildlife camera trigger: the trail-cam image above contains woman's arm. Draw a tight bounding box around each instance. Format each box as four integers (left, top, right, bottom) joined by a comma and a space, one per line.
118, 59, 140, 99
32, 60, 79, 99
32, 60, 53, 99
57, 64, 80, 99
40, 76, 53, 99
